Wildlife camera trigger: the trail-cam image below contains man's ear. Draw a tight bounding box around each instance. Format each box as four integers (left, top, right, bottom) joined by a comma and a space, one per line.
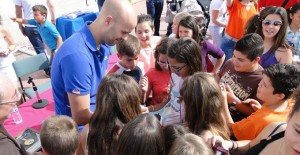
104, 16, 113, 26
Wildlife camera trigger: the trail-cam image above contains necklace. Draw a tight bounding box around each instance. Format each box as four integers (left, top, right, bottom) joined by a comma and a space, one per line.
246, 4, 250, 11
242, 1, 251, 11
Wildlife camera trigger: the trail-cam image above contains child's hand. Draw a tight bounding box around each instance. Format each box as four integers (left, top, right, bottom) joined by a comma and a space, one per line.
0, 49, 10, 57
140, 105, 149, 114
243, 98, 261, 111
224, 84, 239, 104
139, 76, 148, 92
10, 17, 18, 22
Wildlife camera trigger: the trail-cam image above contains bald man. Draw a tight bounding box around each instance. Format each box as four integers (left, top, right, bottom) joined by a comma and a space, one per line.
51, 0, 137, 127
0, 75, 27, 155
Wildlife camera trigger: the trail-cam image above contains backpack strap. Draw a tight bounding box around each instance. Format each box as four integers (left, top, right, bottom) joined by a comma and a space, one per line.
281, 0, 289, 8
267, 123, 286, 137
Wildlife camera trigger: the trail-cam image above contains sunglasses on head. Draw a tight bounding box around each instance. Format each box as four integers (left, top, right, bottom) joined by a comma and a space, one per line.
262, 19, 283, 27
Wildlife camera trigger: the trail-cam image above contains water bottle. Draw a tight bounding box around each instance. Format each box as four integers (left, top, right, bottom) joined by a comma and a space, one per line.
11, 105, 23, 124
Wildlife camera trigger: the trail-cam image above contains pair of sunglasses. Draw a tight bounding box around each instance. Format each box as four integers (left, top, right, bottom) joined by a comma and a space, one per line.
262, 19, 283, 27
157, 59, 168, 66
167, 62, 187, 73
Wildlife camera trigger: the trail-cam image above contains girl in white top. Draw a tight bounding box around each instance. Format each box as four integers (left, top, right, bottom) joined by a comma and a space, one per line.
135, 14, 161, 74
0, 18, 17, 83
208, 0, 227, 47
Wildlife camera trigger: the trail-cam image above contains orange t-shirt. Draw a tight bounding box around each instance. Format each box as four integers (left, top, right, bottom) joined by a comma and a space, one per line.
226, 0, 258, 39
232, 100, 291, 140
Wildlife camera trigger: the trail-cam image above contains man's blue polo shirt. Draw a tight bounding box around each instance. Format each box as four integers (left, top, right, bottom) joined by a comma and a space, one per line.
28, 19, 60, 50
51, 21, 110, 117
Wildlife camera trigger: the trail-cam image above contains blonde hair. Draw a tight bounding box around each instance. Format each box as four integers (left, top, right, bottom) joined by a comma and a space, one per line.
174, 12, 190, 23
168, 134, 213, 155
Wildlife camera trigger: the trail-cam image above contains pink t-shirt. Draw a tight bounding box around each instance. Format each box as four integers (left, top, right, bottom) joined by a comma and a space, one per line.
145, 68, 171, 105
138, 36, 161, 73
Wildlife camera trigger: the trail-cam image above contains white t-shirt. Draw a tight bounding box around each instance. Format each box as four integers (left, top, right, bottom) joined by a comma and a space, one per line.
208, 0, 227, 27
0, 37, 17, 82
160, 73, 185, 126
14, 0, 48, 19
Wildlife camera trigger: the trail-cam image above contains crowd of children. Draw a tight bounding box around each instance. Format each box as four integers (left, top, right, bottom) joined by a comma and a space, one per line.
2, 0, 300, 155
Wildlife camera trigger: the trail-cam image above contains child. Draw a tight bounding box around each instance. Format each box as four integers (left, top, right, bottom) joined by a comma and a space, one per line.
223, 64, 300, 141
169, 12, 190, 38
0, 16, 18, 86
180, 72, 230, 141
11, 4, 62, 65
245, 6, 293, 68
164, 124, 190, 154
135, 14, 162, 74
139, 38, 176, 111
115, 114, 164, 155
160, 38, 203, 126
286, 3, 300, 56
40, 115, 79, 155
168, 134, 214, 155
177, 15, 225, 73
77, 74, 142, 155
217, 33, 264, 121
107, 34, 142, 82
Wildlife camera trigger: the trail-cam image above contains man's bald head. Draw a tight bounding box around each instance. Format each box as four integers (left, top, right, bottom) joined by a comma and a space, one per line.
0, 74, 15, 103
101, 0, 135, 18
91, 0, 137, 45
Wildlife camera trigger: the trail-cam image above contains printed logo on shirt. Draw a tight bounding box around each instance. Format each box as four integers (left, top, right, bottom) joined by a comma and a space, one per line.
104, 56, 108, 61
221, 72, 251, 100
72, 90, 80, 94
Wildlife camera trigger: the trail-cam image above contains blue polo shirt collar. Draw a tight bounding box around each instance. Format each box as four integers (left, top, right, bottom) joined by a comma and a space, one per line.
80, 21, 98, 53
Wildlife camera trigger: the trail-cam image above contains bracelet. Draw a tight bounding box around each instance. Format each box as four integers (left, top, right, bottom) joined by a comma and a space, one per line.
229, 140, 234, 151
151, 105, 154, 111
230, 140, 238, 154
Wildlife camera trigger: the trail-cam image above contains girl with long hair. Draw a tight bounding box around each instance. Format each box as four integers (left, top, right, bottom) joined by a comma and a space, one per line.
77, 74, 142, 155
180, 72, 230, 141
245, 6, 293, 68
139, 38, 176, 112
177, 15, 225, 73
286, 3, 300, 56
160, 38, 203, 125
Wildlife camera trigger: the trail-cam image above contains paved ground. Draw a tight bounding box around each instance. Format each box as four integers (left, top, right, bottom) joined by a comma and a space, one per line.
0, 0, 169, 94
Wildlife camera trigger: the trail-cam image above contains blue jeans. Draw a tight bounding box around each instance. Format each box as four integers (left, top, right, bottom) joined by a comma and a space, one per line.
220, 36, 237, 63
146, 0, 164, 36
24, 26, 45, 55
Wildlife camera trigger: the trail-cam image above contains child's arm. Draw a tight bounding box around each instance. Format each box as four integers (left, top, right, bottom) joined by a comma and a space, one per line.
11, 18, 28, 24
139, 76, 150, 103
56, 36, 63, 50
15, 5, 26, 35
46, 0, 56, 24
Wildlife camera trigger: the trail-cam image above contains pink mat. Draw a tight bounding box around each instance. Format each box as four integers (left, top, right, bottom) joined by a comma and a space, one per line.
4, 89, 54, 137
